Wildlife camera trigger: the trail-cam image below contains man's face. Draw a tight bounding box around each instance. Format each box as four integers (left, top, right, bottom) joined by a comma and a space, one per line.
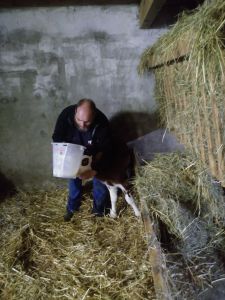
74, 104, 94, 132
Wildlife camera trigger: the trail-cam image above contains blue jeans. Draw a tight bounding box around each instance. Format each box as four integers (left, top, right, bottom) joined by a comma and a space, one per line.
67, 177, 110, 215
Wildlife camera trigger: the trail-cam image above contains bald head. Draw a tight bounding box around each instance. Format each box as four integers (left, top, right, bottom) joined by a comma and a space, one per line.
74, 99, 96, 131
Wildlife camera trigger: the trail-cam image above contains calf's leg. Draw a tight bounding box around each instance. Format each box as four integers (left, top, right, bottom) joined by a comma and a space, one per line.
124, 192, 141, 217
117, 184, 141, 217
106, 185, 118, 218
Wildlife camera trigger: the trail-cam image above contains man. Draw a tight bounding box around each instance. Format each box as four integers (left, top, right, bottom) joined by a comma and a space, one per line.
52, 98, 112, 221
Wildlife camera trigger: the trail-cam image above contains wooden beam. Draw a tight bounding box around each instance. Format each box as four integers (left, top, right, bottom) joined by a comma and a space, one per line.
141, 198, 172, 300
0, 0, 140, 8
139, 0, 166, 28
134, 157, 172, 300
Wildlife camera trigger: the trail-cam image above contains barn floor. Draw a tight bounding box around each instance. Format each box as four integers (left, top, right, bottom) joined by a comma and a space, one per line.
0, 187, 155, 300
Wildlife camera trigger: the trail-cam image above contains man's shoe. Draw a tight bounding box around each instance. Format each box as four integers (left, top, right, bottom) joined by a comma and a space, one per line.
64, 211, 74, 222
91, 211, 104, 217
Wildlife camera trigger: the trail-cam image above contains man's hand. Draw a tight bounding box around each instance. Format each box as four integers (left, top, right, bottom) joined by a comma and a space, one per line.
78, 169, 97, 180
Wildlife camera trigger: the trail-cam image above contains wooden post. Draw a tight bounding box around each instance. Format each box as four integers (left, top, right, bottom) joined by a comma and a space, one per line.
139, 0, 166, 28
141, 198, 172, 300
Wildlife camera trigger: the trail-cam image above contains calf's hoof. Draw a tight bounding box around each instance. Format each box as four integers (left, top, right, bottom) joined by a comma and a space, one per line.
135, 210, 141, 217
110, 210, 117, 218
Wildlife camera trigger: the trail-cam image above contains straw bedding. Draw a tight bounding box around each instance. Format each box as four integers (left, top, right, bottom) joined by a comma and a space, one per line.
1, 151, 225, 299
0, 188, 155, 300
135, 151, 225, 298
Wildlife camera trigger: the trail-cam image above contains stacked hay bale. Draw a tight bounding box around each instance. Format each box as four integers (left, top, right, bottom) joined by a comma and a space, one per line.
139, 0, 225, 187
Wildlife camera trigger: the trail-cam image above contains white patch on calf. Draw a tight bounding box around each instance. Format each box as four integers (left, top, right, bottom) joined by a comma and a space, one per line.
124, 193, 141, 217
105, 183, 140, 218
105, 184, 118, 218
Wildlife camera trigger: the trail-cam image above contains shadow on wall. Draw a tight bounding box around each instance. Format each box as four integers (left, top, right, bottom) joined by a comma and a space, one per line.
0, 171, 17, 202
109, 111, 159, 144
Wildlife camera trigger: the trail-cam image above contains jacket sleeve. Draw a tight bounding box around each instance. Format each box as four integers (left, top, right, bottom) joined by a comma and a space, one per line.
52, 108, 69, 142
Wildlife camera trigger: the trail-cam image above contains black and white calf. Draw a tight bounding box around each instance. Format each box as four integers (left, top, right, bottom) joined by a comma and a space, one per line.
79, 143, 141, 218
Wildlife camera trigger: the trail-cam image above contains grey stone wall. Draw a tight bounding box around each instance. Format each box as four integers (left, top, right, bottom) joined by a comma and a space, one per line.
0, 6, 167, 188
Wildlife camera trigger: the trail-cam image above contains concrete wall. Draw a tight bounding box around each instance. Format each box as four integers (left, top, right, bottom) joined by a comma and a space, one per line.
0, 6, 167, 188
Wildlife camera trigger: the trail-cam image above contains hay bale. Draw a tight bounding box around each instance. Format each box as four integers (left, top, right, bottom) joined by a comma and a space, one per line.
139, 0, 225, 186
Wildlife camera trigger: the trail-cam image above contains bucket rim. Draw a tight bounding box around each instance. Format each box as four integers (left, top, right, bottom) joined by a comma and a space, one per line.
51, 142, 86, 150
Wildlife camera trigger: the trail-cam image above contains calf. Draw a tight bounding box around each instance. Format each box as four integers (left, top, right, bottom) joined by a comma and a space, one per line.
80, 143, 141, 218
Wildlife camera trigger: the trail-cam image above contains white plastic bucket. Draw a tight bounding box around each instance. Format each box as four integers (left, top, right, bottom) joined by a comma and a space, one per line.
52, 143, 86, 178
